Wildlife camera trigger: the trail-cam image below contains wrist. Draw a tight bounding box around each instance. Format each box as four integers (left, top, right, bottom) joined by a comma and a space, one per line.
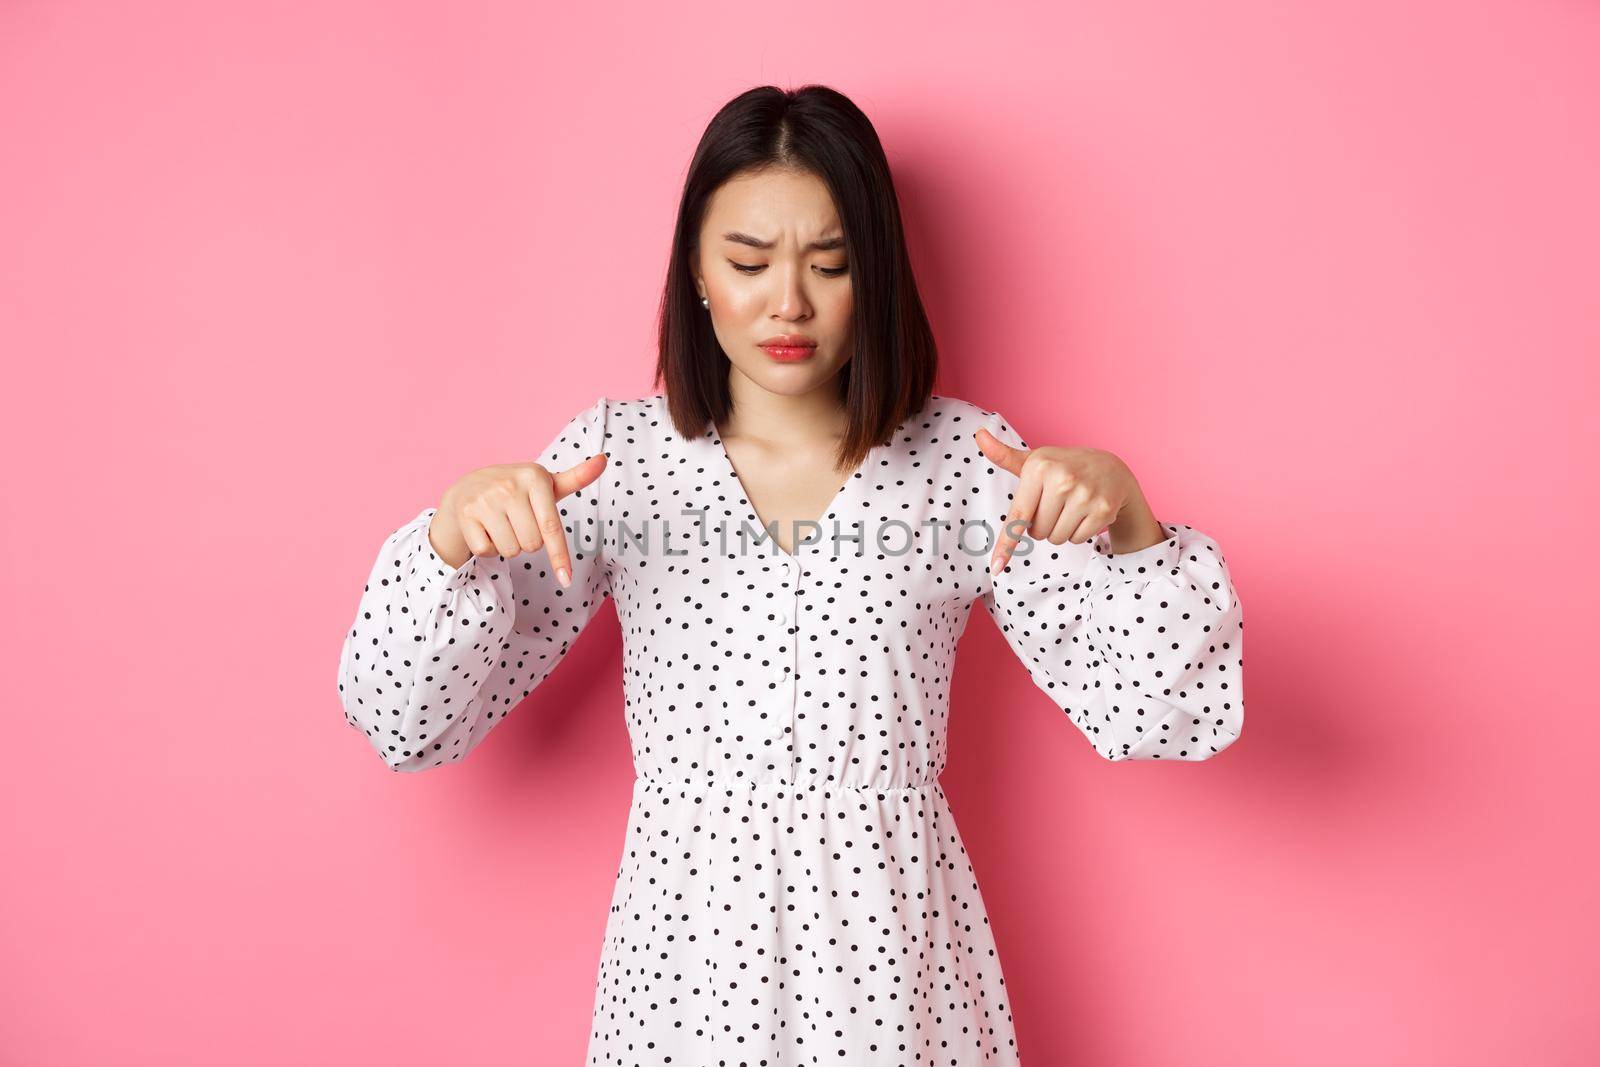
1105, 494, 1167, 554
427, 507, 472, 569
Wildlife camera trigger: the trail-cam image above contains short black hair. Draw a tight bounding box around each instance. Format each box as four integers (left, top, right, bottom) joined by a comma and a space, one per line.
654, 84, 939, 470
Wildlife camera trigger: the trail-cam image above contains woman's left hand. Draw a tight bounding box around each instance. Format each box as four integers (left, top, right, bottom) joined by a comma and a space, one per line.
973, 427, 1164, 575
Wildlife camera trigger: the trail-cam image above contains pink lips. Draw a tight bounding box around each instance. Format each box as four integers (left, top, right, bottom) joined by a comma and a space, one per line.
761, 345, 815, 362
759, 335, 818, 362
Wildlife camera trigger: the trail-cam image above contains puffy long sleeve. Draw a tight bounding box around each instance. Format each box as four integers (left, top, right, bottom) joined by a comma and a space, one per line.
978, 411, 1243, 761
337, 395, 614, 772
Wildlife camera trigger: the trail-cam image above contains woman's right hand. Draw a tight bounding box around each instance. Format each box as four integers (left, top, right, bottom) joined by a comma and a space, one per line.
427, 452, 608, 585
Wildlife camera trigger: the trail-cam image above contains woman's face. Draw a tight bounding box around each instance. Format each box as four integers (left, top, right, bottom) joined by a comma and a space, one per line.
693, 167, 854, 399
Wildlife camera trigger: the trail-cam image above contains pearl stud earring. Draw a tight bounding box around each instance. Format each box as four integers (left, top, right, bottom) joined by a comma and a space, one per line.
701, 297, 709, 308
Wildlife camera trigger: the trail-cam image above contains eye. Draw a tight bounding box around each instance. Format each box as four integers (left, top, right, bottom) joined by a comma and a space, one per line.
729, 261, 850, 277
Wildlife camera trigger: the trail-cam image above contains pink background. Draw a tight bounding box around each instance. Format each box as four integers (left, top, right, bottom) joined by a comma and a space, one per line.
4, 1, 1596, 1063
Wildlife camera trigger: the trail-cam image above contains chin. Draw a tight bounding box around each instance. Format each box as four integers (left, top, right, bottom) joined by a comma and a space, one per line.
729, 354, 850, 396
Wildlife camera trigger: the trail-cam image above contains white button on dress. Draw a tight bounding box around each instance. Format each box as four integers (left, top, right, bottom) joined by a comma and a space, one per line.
337, 392, 1245, 1064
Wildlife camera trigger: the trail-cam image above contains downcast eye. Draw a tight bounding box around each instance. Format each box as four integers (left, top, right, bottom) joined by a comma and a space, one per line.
730, 261, 848, 277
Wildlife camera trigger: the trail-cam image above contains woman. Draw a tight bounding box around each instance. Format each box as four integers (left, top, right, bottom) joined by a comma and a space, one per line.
338, 84, 1243, 1064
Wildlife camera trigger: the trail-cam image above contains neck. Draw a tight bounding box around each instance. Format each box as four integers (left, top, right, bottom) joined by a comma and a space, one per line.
721, 365, 848, 447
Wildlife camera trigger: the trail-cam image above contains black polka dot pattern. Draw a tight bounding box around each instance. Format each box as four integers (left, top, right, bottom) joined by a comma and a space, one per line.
981, 411, 1244, 763
337, 393, 1245, 1064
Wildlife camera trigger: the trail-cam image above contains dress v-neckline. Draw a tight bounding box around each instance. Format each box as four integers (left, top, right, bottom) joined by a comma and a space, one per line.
707, 419, 880, 561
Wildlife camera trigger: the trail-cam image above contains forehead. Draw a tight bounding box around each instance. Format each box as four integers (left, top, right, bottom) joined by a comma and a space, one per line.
701, 168, 841, 239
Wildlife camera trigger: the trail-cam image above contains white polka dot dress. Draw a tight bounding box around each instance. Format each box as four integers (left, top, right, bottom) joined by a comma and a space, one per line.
338, 392, 1245, 1065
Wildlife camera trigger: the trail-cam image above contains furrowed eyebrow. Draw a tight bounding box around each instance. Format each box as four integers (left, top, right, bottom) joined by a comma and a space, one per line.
722, 231, 846, 252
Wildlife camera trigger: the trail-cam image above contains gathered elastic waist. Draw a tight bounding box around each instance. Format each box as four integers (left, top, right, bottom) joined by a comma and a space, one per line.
632, 774, 943, 798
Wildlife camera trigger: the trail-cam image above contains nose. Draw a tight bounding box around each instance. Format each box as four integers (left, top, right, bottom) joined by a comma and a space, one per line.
771, 261, 812, 321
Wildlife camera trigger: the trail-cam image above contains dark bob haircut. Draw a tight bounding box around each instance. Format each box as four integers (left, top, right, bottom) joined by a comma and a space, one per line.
653, 84, 939, 471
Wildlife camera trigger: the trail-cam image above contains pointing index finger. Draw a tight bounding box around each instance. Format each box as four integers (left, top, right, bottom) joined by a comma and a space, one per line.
991, 467, 1042, 576
527, 474, 574, 588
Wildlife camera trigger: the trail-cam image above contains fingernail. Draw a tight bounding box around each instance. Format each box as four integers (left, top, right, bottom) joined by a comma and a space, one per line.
989, 554, 1004, 575
556, 566, 571, 587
